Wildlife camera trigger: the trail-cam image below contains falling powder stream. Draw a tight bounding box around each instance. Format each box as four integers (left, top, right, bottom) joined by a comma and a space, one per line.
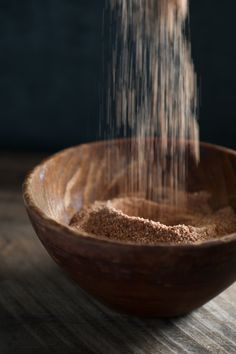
101, 0, 199, 206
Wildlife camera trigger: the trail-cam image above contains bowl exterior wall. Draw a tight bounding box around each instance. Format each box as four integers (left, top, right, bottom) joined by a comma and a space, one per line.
27, 207, 236, 317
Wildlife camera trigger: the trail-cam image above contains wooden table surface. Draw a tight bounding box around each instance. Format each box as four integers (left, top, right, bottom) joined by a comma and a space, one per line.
0, 152, 235, 354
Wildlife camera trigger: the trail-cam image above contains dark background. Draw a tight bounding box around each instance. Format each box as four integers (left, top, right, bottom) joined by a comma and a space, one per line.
0, 0, 235, 152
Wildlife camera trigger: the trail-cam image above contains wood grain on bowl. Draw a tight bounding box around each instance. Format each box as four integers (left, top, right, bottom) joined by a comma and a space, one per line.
23, 140, 236, 317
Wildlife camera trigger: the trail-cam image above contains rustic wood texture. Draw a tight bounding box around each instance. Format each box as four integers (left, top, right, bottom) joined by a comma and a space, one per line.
23, 141, 236, 317
1, 151, 236, 353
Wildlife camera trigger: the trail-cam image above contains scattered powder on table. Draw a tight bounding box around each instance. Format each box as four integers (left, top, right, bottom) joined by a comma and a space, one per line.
70, 195, 236, 245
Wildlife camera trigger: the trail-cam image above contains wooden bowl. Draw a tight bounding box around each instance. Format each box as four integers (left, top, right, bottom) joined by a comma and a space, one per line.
23, 140, 236, 317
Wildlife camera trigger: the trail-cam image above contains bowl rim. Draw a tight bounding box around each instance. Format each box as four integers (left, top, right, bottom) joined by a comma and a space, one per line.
22, 140, 236, 250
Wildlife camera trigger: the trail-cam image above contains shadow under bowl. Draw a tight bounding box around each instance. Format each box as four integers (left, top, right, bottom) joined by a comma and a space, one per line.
23, 140, 236, 317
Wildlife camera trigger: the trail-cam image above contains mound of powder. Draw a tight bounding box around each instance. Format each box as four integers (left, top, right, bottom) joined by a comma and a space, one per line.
69, 196, 236, 245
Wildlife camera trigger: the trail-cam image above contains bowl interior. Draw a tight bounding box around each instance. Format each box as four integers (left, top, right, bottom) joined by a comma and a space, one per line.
27, 141, 236, 233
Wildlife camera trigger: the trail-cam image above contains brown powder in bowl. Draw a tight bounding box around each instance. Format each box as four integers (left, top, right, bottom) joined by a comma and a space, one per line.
69, 195, 236, 245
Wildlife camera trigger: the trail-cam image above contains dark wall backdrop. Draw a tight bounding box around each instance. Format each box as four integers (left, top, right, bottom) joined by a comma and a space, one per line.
0, 0, 235, 151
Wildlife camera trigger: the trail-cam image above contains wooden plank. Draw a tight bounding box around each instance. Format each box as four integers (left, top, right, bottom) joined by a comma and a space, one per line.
0, 152, 235, 354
